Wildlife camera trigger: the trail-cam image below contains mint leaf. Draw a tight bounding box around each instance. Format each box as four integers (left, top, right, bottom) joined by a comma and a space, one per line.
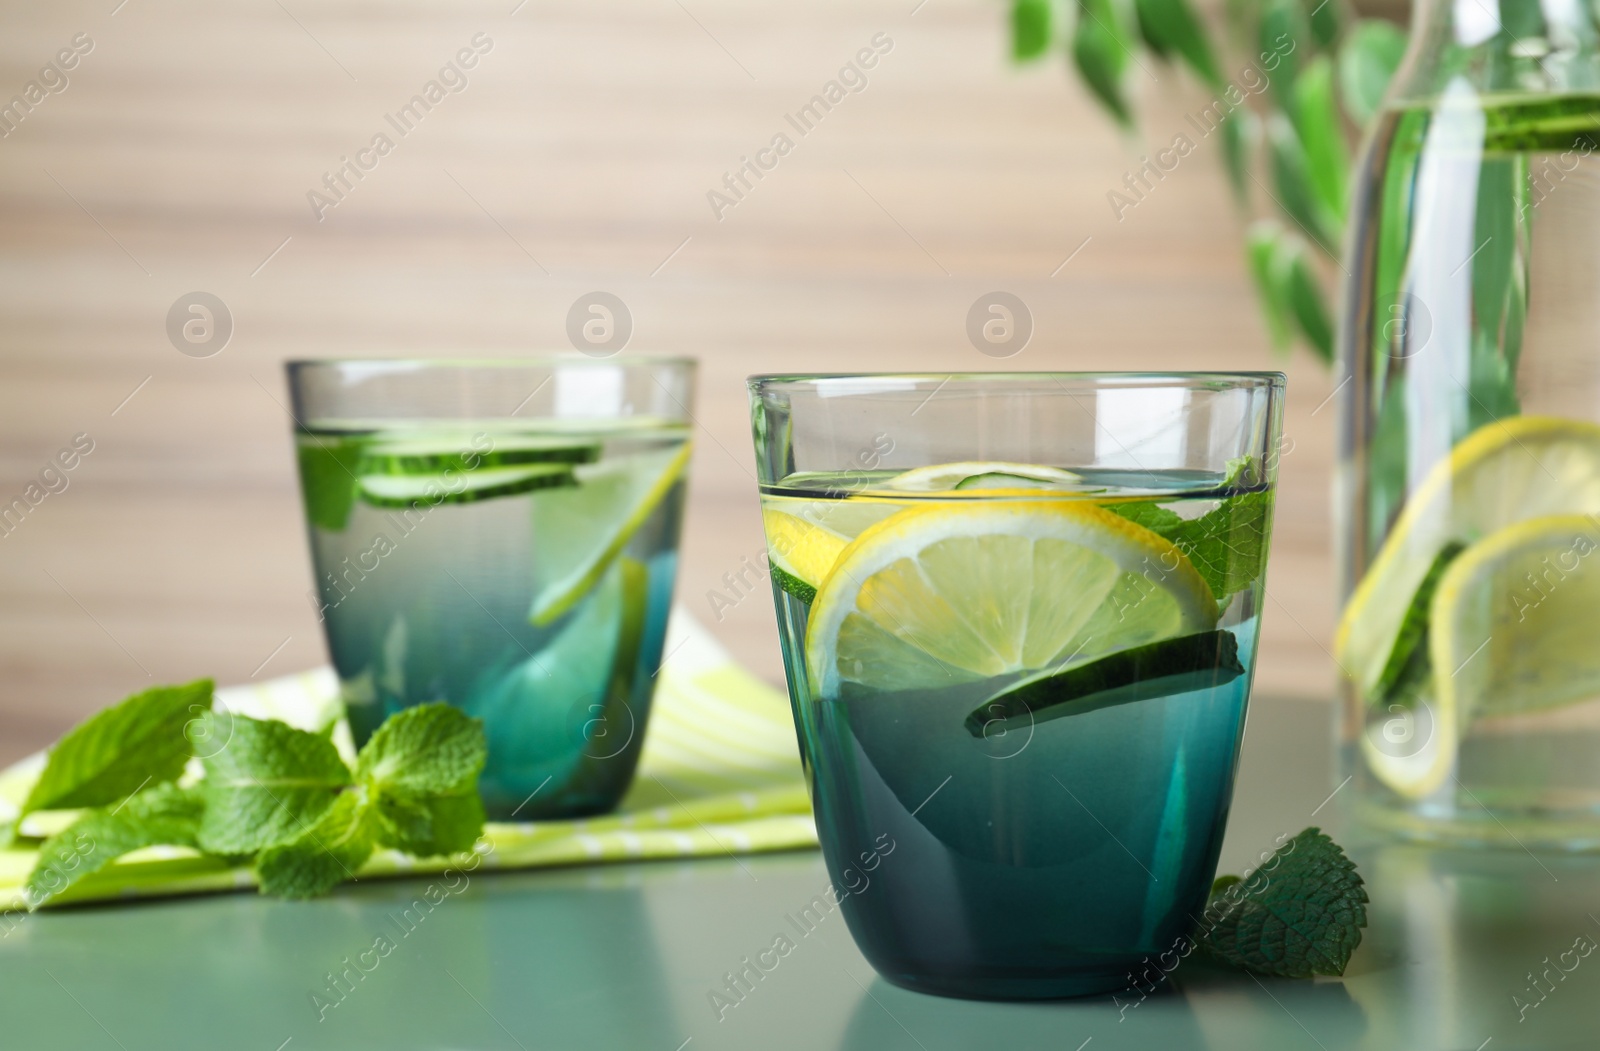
255, 792, 377, 899
355, 703, 486, 796
251, 705, 486, 896
1107, 459, 1274, 599
1176, 488, 1274, 598
20, 679, 214, 822
296, 433, 367, 532
1197, 827, 1368, 978
374, 790, 486, 858
354, 703, 486, 860
197, 713, 352, 855
1110, 498, 1185, 536
24, 783, 203, 909
1371, 540, 1465, 708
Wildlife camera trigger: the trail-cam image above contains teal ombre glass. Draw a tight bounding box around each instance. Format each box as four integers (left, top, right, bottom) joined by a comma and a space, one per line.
749, 372, 1284, 999
287, 358, 694, 819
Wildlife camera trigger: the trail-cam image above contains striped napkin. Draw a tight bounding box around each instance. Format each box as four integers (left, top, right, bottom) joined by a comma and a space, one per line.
0, 611, 816, 910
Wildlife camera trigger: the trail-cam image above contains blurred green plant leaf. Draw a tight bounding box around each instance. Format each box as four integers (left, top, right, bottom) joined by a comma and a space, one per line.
1338, 19, 1407, 127
1284, 240, 1335, 363
1305, 0, 1342, 51
1072, 0, 1136, 126
1250, 222, 1334, 362
1133, 0, 1223, 86
1012, 0, 1055, 61
1266, 114, 1338, 253
1247, 221, 1295, 351
1220, 108, 1258, 201
1258, 0, 1307, 106
1133, 0, 1174, 58
1293, 56, 1350, 225
1011, 0, 1391, 368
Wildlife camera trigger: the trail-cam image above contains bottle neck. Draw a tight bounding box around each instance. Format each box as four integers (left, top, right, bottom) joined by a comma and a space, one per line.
1391, 0, 1600, 104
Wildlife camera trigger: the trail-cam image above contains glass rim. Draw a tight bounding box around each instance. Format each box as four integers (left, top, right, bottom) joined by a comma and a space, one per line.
747, 370, 1285, 392
286, 354, 696, 371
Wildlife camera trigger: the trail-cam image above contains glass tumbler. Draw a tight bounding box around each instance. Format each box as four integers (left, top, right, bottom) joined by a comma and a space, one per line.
749, 372, 1283, 999
287, 357, 693, 819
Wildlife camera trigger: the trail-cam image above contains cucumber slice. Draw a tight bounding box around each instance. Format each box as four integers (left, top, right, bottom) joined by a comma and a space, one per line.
964, 629, 1244, 735
769, 560, 818, 604
361, 437, 600, 476
357, 464, 576, 509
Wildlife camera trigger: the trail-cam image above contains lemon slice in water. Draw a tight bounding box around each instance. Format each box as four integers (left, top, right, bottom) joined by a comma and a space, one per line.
1434, 514, 1600, 721
1337, 416, 1600, 699
883, 461, 1088, 493
804, 501, 1216, 697
528, 443, 690, 626
762, 502, 899, 603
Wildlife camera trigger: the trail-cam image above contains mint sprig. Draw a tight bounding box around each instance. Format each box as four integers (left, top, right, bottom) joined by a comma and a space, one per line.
9, 679, 213, 842
1195, 827, 1368, 978
25, 783, 204, 908
1109, 456, 1275, 600
257, 702, 487, 899
16, 684, 488, 907
196, 713, 352, 855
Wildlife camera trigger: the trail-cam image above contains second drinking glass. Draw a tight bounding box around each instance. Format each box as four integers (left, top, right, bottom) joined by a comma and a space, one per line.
287, 357, 694, 820
750, 372, 1283, 999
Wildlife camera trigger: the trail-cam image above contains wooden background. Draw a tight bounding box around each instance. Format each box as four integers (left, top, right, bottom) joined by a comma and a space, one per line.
0, 0, 1344, 765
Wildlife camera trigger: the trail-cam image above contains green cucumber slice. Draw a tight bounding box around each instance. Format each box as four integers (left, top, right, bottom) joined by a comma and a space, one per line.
964, 629, 1245, 736
770, 560, 817, 604
357, 464, 576, 509
361, 437, 600, 476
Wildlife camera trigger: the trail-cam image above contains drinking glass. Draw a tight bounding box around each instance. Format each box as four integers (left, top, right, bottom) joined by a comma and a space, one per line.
749, 372, 1283, 999
287, 357, 694, 820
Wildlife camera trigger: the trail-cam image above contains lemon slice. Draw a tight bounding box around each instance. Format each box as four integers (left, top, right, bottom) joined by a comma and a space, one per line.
762, 502, 899, 602
804, 501, 1217, 698
1359, 691, 1456, 801
1336, 416, 1600, 697
1434, 514, 1600, 721
883, 461, 1087, 493
528, 443, 690, 626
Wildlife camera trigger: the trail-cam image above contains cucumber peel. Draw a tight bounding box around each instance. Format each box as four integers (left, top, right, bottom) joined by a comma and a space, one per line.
964, 629, 1245, 736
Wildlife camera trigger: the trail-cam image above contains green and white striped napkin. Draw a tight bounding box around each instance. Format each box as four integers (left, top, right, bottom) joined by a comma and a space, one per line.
0, 612, 816, 910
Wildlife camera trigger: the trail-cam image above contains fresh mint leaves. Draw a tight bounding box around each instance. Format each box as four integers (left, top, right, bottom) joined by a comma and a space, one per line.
1370, 541, 1465, 708
1109, 457, 1275, 600
257, 791, 381, 899
259, 703, 488, 899
357, 703, 487, 861
24, 783, 204, 907
196, 713, 352, 855
14, 679, 213, 836
356, 701, 486, 795
296, 433, 368, 532
1196, 827, 1368, 978
17, 683, 488, 907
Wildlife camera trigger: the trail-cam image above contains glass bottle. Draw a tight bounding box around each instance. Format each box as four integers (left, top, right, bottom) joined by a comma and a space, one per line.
1340, 0, 1600, 846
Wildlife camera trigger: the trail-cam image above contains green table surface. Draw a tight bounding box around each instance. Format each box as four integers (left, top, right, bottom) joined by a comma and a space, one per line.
4, 698, 1596, 1051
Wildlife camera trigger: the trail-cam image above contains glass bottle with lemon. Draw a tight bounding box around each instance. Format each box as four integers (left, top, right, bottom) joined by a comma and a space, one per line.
1339, 1, 1600, 845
